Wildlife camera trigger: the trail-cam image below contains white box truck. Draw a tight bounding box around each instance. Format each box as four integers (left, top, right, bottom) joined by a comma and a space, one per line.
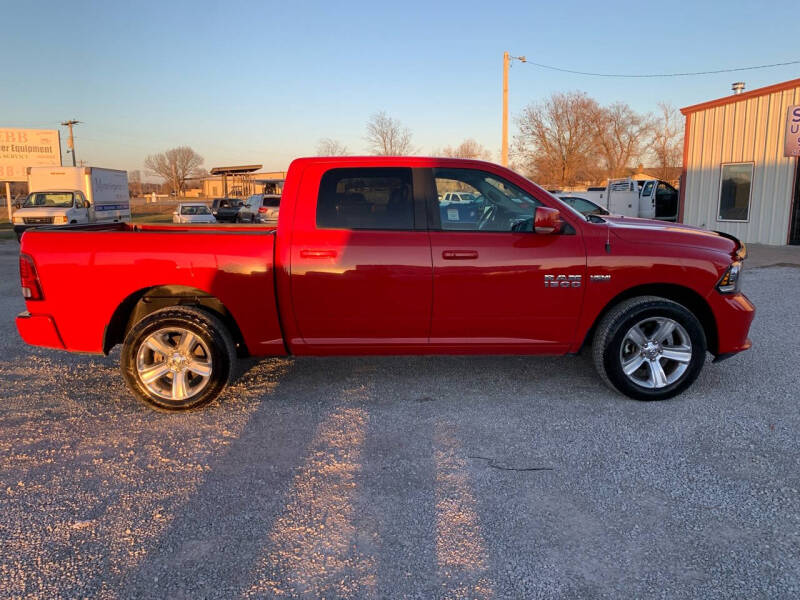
13, 166, 130, 239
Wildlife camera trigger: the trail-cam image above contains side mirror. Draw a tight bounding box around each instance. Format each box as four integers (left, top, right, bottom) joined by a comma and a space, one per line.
534, 206, 562, 234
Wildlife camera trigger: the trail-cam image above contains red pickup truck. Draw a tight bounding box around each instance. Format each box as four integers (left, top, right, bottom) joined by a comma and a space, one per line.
16, 157, 754, 410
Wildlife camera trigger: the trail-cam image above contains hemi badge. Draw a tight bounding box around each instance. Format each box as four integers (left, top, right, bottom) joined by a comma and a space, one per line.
590, 274, 612, 282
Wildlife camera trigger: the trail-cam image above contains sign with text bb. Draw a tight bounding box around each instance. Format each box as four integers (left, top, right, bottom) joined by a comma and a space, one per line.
0, 128, 62, 181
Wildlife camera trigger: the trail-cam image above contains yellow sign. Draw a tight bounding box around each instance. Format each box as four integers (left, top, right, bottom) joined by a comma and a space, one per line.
0, 128, 62, 182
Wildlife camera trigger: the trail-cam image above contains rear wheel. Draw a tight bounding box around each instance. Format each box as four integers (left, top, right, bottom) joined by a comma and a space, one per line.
592, 296, 707, 401
121, 306, 236, 410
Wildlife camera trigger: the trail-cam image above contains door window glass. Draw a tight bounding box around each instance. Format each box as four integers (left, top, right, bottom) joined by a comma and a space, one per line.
317, 168, 414, 230
433, 168, 541, 231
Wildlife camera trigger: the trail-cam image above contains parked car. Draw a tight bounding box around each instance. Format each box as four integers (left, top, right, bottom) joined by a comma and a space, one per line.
440, 191, 479, 203
172, 203, 216, 224
238, 194, 280, 223
559, 195, 610, 217
15, 156, 753, 411
210, 198, 243, 222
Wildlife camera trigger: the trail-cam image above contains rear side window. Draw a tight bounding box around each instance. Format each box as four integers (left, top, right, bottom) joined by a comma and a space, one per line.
317, 168, 414, 230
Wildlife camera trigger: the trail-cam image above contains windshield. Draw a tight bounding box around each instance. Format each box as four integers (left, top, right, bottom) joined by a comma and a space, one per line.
181, 205, 211, 215
560, 196, 609, 216
23, 192, 74, 208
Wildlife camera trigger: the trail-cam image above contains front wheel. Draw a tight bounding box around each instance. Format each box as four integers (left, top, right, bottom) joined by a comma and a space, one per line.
121, 306, 236, 410
592, 296, 707, 401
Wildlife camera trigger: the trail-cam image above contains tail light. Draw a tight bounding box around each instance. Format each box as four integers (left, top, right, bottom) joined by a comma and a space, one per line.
19, 253, 44, 300
258, 206, 269, 213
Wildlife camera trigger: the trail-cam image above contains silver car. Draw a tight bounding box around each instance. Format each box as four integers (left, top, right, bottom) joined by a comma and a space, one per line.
238, 194, 281, 224
172, 203, 217, 224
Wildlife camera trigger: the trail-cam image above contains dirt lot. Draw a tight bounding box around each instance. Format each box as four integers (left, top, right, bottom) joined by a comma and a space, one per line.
0, 240, 798, 599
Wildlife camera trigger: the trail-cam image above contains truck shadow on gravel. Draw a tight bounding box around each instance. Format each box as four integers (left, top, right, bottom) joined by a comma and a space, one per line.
2, 347, 738, 598
108, 352, 626, 598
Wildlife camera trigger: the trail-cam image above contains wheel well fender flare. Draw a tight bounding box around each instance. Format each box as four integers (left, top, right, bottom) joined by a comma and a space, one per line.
579, 283, 718, 355
103, 285, 248, 356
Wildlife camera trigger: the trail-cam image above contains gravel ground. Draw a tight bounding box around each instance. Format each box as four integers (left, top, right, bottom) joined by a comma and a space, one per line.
0, 239, 798, 599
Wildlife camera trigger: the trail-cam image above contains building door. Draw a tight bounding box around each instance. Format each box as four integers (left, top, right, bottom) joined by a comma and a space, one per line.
790, 159, 800, 245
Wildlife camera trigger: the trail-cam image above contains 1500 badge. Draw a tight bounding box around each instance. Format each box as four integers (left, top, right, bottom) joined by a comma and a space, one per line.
544, 274, 582, 288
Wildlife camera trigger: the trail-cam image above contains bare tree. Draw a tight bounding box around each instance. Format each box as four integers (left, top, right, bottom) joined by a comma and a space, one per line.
650, 102, 684, 180
365, 111, 415, 155
316, 138, 350, 156
440, 138, 492, 161
592, 102, 653, 179
144, 146, 204, 196
128, 169, 142, 197
513, 91, 601, 187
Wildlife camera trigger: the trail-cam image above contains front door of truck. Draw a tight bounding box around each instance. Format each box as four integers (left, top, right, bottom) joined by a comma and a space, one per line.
289, 166, 433, 350
427, 167, 585, 351
75, 192, 91, 223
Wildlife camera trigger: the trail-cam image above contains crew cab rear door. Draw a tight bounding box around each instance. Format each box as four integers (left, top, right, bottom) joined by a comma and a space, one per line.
425, 165, 586, 351
287, 164, 432, 351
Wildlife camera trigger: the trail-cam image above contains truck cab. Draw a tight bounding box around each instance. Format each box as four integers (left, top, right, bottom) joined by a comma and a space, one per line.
14, 190, 92, 227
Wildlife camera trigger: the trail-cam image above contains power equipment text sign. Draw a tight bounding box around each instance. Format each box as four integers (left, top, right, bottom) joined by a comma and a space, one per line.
0, 129, 61, 181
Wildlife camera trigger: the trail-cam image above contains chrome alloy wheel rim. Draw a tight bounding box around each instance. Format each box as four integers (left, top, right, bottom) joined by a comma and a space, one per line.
619, 317, 692, 389
136, 328, 212, 401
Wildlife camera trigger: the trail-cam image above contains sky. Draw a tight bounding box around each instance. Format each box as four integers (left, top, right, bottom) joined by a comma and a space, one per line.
3, 0, 798, 177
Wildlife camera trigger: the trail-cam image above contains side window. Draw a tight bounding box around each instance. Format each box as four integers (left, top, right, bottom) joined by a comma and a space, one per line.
317, 168, 414, 230
642, 180, 655, 196
433, 168, 541, 232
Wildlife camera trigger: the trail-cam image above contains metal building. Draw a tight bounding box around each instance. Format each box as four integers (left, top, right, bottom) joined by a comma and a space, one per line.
680, 78, 800, 245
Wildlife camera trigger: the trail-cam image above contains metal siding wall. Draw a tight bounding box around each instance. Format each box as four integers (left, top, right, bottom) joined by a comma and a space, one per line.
683, 85, 800, 244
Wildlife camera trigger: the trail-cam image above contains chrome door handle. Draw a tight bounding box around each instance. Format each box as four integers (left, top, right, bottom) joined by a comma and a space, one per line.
442, 250, 479, 260
300, 249, 338, 259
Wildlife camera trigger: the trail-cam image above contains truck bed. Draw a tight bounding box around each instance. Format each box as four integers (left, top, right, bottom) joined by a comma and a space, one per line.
24, 222, 277, 235
17, 224, 284, 357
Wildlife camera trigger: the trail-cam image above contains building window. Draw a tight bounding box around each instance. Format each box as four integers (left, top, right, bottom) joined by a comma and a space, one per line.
718, 163, 753, 222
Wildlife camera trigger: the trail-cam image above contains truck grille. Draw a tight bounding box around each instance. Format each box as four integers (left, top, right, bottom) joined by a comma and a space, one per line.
23, 217, 54, 225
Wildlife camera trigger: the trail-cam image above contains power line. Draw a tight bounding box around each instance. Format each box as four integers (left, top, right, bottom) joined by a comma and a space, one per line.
522, 58, 800, 78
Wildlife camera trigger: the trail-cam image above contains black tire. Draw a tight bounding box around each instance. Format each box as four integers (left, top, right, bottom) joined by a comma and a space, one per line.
121, 306, 236, 411
592, 296, 707, 401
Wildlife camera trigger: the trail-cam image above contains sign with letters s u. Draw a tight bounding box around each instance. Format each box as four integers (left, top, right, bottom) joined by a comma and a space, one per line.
785, 105, 800, 157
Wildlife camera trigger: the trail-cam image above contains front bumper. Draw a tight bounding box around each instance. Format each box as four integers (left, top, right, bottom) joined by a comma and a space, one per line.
710, 292, 755, 357
16, 311, 66, 349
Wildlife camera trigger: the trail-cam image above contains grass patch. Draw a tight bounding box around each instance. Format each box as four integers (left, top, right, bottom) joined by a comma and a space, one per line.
132, 213, 173, 224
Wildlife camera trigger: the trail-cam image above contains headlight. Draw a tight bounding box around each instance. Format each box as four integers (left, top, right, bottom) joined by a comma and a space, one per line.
12, 216, 24, 224
717, 261, 742, 294
54, 216, 68, 224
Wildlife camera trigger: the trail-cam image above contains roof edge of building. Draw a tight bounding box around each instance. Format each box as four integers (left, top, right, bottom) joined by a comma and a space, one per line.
680, 78, 800, 115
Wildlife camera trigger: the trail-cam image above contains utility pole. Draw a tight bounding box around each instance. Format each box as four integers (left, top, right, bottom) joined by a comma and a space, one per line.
501, 53, 526, 167
61, 120, 81, 167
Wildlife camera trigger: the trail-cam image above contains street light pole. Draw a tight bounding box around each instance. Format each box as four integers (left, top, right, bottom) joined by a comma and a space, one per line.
501, 52, 526, 167
502, 52, 509, 166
